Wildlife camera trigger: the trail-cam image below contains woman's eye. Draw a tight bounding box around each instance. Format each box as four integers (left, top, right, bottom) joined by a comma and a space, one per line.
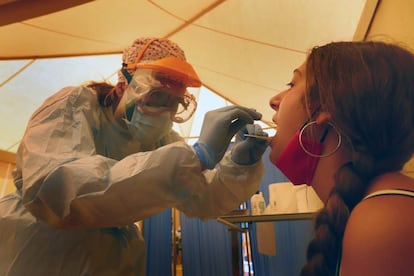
286, 82, 294, 88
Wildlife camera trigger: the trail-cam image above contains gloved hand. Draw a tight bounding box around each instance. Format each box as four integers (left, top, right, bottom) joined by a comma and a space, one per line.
193, 106, 262, 170
231, 124, 269, 165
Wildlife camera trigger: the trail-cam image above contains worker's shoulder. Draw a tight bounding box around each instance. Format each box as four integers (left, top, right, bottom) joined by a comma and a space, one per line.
39, 85, 98, 110
45, 85, 97, 106
30, 85, 100, 121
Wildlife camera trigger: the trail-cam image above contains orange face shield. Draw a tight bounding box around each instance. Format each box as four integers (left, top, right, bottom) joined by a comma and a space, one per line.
117, 38, 201, 123
121, 68, 197, 123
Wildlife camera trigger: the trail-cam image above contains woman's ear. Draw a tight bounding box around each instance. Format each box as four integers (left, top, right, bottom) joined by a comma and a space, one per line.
315, 111, 332, 125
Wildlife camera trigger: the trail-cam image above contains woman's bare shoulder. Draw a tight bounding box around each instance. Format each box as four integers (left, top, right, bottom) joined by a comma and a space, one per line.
340, 190, 414, 276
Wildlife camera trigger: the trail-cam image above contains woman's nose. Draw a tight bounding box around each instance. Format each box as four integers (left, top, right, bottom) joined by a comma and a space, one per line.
269, 91, 284, 111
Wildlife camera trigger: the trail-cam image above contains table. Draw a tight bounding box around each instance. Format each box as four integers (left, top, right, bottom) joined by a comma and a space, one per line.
217, 212, 316, 276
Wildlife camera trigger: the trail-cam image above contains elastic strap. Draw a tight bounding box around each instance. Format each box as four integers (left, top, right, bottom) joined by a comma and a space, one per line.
120, 68, 132, 84
363, 189, 414, 200
122, 38, 159, 80
128, 38, 158, 69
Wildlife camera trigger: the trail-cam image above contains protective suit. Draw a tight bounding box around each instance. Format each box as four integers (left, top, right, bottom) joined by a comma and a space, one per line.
0, 85, 264, 275
0, 37, 267, 275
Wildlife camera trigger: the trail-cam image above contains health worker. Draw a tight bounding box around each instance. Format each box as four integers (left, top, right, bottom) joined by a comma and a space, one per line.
0, 37, 268, 275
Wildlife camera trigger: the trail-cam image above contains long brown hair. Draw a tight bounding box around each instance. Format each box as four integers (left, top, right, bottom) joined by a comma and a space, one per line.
86, 81, 126, 110
301, 41, 414, 275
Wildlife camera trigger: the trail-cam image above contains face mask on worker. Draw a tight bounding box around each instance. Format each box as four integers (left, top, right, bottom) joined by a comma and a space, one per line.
273, 121, 330, 185
124, 106, 172, 146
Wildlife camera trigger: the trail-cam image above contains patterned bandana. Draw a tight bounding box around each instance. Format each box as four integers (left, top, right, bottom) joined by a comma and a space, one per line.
118, 37, 187, 84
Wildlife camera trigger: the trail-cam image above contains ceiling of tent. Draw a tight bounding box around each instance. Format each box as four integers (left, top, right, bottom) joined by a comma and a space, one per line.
0, 0, 389, 153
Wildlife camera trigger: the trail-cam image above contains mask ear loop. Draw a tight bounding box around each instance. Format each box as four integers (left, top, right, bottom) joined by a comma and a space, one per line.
120, 66, 132, 84
299, 121, 342, 158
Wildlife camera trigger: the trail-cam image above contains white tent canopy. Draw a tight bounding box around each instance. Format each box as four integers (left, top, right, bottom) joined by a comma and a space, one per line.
1, 0, 412, 153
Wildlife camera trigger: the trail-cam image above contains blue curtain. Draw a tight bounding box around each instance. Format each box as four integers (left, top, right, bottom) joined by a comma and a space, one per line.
249, 220, 313, 275
249, 147, 314, 275
180, 216, 233, 276
180, 147, 315, 275
144, 208, 172, 276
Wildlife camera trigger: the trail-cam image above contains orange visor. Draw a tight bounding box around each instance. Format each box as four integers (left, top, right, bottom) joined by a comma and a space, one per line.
125, 56, 201, 88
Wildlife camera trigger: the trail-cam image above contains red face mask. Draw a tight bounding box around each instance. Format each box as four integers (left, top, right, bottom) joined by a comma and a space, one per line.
273, 124, 325, 185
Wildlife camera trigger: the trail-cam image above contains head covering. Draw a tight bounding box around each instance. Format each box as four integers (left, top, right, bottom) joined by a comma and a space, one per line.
118, 37, 199, 86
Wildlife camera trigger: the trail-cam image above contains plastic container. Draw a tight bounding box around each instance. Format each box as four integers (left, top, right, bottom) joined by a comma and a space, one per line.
250, 191, 266, 215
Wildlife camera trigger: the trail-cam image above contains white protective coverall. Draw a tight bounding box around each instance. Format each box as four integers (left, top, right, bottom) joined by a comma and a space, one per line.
0, 86, 264, 275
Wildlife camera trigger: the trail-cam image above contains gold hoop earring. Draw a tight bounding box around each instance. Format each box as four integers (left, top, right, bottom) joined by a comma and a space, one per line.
299, 121, 342, 158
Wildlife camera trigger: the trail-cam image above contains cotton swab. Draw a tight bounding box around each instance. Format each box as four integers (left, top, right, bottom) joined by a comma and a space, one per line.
261, 126, 277, 130
242, 125, 276, 141
243, 134, 273, 141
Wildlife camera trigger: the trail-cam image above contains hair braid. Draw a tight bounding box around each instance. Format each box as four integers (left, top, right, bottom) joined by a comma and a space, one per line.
301, 155, 373, 275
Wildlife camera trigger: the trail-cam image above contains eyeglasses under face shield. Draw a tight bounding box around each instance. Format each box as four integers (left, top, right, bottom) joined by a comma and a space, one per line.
123, 68, 197, 123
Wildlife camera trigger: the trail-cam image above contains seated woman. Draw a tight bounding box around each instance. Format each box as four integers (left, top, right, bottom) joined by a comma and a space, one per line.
267, 41, 414, 276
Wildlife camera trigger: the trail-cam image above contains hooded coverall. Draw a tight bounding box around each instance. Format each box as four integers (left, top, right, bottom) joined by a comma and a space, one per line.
0, 86, 264, 275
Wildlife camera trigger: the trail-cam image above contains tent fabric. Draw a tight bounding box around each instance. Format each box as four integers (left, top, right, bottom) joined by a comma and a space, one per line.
0, 0, 371, 153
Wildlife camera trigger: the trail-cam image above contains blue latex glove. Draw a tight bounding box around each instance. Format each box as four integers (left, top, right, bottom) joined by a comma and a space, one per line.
231, 124, 269, 165
193, 106, 262, 169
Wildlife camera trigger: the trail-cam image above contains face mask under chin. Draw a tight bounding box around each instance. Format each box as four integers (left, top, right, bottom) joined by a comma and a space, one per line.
272, 121, 326, 185
273, 129, 322, 185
